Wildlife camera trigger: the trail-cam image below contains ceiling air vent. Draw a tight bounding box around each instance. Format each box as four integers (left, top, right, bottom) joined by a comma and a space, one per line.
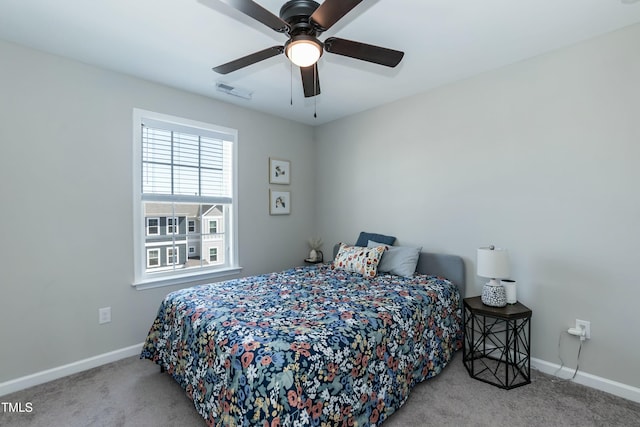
216, 82, 252, 100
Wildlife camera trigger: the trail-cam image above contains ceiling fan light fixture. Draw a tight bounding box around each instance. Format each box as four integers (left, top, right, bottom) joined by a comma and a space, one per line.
285, 36, 322, 67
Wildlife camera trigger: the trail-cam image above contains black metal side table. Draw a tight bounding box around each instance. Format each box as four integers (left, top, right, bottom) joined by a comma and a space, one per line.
463, 296, 532, 389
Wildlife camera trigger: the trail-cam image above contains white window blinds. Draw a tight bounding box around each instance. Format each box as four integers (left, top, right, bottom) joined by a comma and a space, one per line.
141, 119, 233, 204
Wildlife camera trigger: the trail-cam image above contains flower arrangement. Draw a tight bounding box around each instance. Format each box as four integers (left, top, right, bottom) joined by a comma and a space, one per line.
307, 237, 323, 250
307, 237, 323, 262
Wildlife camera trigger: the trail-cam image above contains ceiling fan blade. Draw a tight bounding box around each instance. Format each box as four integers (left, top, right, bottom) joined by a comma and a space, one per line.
310, 0, 363, 31
220, 0, 289, 32
213, 46, 284, 74
325, 37, 404, 67
300, 64, 320, 98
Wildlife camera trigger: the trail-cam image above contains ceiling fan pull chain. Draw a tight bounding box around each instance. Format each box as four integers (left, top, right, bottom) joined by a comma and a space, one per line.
290, 62, 293, 106
313, 65, 317, 118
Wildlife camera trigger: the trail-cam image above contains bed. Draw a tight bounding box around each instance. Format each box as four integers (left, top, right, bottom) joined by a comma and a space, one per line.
141, 242, 466, 427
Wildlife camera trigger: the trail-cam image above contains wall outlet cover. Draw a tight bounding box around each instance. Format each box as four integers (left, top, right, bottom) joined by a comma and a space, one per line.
99, 307, 111, 324
576, 319, 591, 339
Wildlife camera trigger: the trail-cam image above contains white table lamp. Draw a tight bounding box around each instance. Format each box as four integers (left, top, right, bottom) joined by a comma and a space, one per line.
477, 246, 510, 307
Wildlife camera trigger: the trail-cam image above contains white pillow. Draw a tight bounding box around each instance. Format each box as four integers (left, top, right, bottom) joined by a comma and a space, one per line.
368, 240, 422, 277
333, 243, 385, 278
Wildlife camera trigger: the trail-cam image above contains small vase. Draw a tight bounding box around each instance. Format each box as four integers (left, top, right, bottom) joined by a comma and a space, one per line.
502, 279, 517, 304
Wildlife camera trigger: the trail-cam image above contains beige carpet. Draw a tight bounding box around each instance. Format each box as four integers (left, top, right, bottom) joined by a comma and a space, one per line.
1, 354, 638, 426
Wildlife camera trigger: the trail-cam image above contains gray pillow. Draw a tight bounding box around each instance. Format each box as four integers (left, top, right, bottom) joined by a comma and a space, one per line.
355, 231, 396, 247
368, 240, 422, 277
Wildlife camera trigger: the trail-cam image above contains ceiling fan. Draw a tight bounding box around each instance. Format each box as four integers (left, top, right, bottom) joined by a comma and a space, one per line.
212, 0, 404, 98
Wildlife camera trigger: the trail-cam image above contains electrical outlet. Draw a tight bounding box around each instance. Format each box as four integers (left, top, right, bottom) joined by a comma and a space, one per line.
576, 319, 590, 339
99, 307, 111, 324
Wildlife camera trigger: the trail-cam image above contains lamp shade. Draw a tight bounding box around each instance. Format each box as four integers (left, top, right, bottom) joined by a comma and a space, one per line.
477, 247, 510, 279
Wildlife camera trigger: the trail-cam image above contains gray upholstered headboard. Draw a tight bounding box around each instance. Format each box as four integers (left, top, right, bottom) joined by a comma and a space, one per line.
332, 243, 466, 298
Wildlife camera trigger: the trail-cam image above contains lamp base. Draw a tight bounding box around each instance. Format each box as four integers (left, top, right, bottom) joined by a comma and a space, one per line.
481, 281, 507, 307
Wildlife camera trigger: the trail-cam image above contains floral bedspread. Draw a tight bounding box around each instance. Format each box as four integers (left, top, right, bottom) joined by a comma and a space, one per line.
141, 264, 462, 427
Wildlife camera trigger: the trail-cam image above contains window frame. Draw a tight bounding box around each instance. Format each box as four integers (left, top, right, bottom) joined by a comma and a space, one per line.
132, 109, 241, 289
209, 219, 218, 235
146, 217, 159, 236
167, 216, 178, 234
146, 248, 160, 268
166, 247, 179, 265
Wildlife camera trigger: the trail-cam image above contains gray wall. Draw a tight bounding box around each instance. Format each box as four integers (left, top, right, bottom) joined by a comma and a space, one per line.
314, 24, 640, 388
0, 39, 316, 382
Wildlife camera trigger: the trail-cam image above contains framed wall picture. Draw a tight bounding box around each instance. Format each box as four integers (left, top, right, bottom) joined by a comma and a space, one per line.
269, 158, 290, 184
269, 189, 290, 215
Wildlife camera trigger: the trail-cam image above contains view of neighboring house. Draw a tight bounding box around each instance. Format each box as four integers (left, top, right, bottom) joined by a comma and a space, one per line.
143, 203, 225, 272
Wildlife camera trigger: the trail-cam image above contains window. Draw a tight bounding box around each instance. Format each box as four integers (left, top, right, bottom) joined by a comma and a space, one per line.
146, 218, 159, 236
167, 247, 179, 265
167, 217, 178, 234
133, 109, 240, 289
147, 249, 160, 268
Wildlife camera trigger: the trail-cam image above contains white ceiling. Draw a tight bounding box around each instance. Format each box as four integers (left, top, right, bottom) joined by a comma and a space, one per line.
1, 0, 640, 126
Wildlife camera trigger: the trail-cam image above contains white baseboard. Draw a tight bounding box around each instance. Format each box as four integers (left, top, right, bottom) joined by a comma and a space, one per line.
531, 357, 640, 403
0, 343, 144, 397
2, 346, 638, 404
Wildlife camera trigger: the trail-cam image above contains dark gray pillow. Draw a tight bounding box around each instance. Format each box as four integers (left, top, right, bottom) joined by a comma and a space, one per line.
355, 231, 396, 247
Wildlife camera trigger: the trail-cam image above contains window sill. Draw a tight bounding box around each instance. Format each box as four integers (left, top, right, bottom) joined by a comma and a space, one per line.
132, 266, 243, 290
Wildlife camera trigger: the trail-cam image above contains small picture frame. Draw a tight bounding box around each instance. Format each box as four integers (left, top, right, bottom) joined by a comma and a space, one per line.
269, 190, 290, 215
269, 158, 290, 185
